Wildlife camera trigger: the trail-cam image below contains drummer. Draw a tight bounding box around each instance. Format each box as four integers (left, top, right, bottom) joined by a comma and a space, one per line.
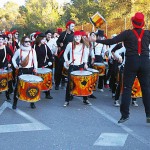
63, 31, 91, 107
92, 30, 107, 92
34, 33, 53, 99
0, 35, 13, 99
12, 36, 38, 109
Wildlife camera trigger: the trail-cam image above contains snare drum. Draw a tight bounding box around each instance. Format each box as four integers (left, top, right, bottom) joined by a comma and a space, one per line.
0, 69, 8, 92
7, 69, 13, 81
36, 68, 52, 91
131, 77, 142, 98
18, 75, 43, 102
93, 63, 105, 76
70, 70, 93, 96
86, 68, 99, 91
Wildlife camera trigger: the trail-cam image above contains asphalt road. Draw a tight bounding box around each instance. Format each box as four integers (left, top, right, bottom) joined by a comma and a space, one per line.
0, 85, 150, 150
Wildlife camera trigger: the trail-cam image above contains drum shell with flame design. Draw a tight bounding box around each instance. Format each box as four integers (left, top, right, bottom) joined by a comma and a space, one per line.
86, 68, 99, 91
18, 75, 43, 102
70, 71, 93, 96
36, 68, 52, 91
131, 77, 142, 98
0, 70, 8, 92
93, 63, 105, 76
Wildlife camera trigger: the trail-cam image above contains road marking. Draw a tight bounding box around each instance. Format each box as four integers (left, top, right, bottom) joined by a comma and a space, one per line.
0, 101, 50, 133
94, 133, 128, 146
75, 97, 150, 147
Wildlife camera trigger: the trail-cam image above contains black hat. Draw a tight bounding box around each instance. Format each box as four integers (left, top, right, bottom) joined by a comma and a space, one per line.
95, 30, 104, 37
45, 30, 52, 35
38, 33, 46, 37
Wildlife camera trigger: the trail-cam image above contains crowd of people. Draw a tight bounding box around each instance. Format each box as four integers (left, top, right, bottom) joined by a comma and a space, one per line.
0, 12, 149, 124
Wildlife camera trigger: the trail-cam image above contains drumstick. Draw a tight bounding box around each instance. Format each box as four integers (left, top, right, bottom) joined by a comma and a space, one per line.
68, 59, 75, 66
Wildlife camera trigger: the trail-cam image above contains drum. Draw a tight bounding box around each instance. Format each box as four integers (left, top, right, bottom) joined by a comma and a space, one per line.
36, 68, 52, 91
131, 77, 142, 98
0, 69, 8, 92
7, 69, 13, 81
18, 75, 43, 102
93, 63, 105, 76
70, 70, 93, 96
86, 68, 99, 91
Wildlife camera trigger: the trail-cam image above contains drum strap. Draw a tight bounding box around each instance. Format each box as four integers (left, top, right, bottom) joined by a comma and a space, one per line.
72, 43, 85, 65
44, 44, 49, 63
20, 49, 34, 67
2, 46, 6, 63
132, 29, 145, 55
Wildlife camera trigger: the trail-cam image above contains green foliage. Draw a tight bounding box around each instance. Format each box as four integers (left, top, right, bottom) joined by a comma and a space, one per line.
0, 0, 150, 37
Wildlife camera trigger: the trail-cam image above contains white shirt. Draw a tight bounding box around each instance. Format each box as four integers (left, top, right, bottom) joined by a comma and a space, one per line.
12, 45, 37, 69
64, 42, 89, 66
46, 38, 58, 55
114, 46, 126, 66
92, 42, 107, 58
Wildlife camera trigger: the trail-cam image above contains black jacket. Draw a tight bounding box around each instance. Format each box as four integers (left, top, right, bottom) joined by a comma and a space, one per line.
96, 28, 150, 56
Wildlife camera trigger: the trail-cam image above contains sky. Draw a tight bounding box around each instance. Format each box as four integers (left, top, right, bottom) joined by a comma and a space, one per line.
0, 0, 71, 8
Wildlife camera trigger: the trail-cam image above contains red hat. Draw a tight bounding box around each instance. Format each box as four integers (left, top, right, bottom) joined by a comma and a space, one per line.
131, 12, 145, 28
74, 31, 82, 36
66, 20, 75, 28
4, 31, 12, 36
57, 28, 62, 34
11, 30, 18, 35
80, 30, 87, 37
34, 31, 41, 38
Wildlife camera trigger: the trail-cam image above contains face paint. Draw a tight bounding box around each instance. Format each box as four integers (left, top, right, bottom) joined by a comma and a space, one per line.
15, 32, 19, 39
41, 37, 46, 44
69, 23, 75, 31
46, 33, 52, 40
74, 35, 81, 43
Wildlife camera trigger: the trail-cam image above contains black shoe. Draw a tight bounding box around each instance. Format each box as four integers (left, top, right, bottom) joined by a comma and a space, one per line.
12, 104, 17, 109
88, 94, 96, 99
70, 95, 74, 101
30, 103, 36, 109
63, 102, 69, 107
6, 98, 11, 102
55, 86, 59, 90
118, 116, 129, 123
146, 117, 150, 123
83, 100, 92, 105
45, 95, 53, 99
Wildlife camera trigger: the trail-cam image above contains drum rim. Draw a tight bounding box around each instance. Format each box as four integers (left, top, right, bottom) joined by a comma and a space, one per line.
71, 70, 92, 75
19, 74, 43, 82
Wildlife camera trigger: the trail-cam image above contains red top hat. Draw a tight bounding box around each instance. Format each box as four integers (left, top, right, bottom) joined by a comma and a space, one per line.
131, 12, 145, 28
66, 20, 75, 28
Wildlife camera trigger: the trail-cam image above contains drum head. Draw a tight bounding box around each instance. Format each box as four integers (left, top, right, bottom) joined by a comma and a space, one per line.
19, 74, 43, 82
37, 68, 52, 73
87, 68, 99, 73
94, 62, 105, 66
71, 70, 92, 76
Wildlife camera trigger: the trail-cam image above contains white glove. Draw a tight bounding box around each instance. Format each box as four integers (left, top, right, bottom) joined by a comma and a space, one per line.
48, 62, 52, 66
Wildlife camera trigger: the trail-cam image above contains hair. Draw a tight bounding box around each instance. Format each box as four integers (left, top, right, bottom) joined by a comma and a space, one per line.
0, 35, 5, 39
35, 37, 44, 45
20, 36, 30, 45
